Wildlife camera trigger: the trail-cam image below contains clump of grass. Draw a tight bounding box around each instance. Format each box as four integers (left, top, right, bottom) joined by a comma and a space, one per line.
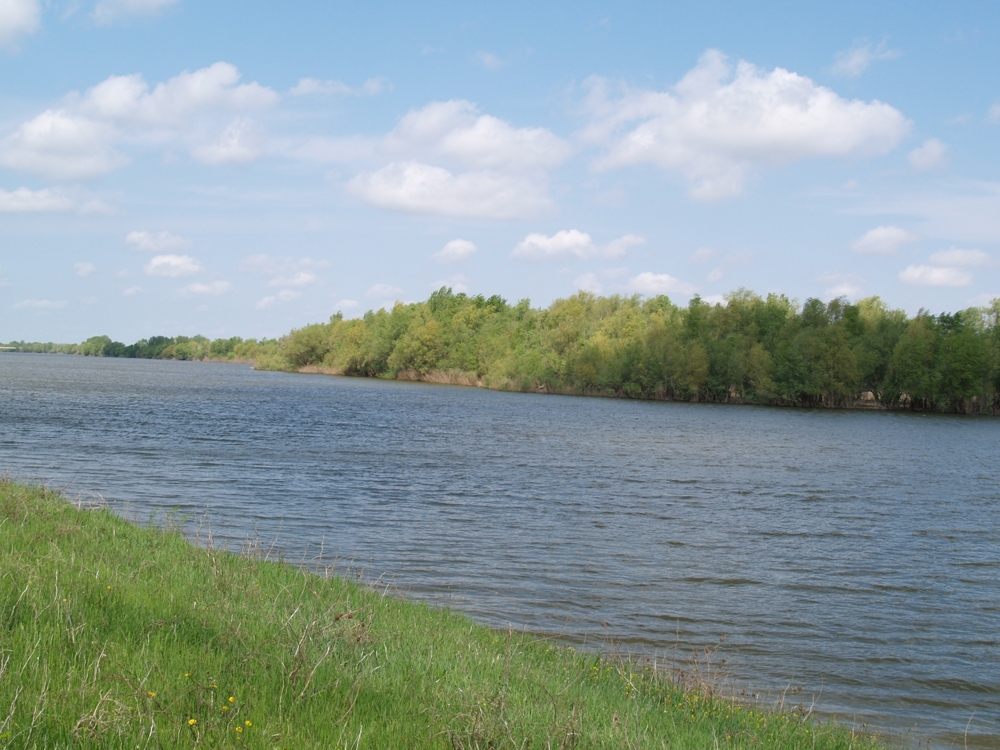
0, 478, 891, 748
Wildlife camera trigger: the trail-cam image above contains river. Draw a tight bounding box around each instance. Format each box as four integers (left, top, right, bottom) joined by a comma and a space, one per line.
1, 353, 997, 747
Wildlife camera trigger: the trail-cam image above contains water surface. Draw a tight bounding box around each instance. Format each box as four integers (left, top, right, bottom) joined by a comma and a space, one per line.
1, 353, 997, 747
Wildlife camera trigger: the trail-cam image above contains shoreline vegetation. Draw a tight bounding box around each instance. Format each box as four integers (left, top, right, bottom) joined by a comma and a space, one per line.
0, 478, 891, 749
8, 287, 1000, 414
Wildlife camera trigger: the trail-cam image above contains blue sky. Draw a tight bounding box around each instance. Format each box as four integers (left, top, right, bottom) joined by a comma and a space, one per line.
2, 0, 1000, 342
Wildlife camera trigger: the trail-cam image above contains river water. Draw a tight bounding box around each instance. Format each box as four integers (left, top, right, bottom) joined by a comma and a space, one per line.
1, 353, 997, 747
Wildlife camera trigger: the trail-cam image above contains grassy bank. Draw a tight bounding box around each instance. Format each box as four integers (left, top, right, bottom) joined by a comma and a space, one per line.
0, 479, 889, 749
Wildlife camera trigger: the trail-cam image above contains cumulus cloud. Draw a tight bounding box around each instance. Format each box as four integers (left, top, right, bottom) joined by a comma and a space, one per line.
927, 248, 995, 267
126, 230, 189, 251
0, 0, 40, 49
350, 161, 553, 219
477, 52, 507, 70
239, 254, 328, 293
182, 281, 232, 296
0, 110, 126, 179
94, 0, 177, 23
75, 262, 95, 277
908, 138, 948, 171
256, 289, 300, 309
0, 187, 100, 213
347, 100, 570, 218
628, 271, 696, 296
830, 41, 901, 78
289, 77, 389, 96
434, 239, 477, 264
266, 271, 319, 288
899, 265, 972, 287
432, 273, 470, 293
383, 100, 569, 172
851, 225, 918, 256
511, 230, 644, 261
14, 298, 67, 309
0, 63, 278, 179
818, 270, 866, 299
689, 246, 720, 263
582, 49, 909, 200
366, 282, 403, 299
192, 119, 262, 164
574, 272, 603, 294
144, 254, 202, 278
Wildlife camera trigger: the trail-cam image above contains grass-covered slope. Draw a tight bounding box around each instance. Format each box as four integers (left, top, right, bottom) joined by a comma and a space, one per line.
0, 479, 889, 749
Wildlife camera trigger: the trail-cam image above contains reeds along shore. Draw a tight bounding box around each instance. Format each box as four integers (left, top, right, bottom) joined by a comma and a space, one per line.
0, 478, 891, 749
11, 287, 1000, 414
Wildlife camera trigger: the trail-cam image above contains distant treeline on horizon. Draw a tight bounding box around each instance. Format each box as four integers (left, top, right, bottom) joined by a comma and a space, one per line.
9, 288, 1000, 414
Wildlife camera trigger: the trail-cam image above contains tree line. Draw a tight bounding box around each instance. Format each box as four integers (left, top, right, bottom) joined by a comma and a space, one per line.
7, 334, 278, 362
8, 288, 1000, 413
266, 288, 1000, 413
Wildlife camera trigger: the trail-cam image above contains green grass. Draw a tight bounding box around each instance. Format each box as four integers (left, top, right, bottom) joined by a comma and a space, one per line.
0, 479, 891, 749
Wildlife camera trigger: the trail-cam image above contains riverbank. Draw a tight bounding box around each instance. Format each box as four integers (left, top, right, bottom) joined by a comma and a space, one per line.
0, 478, 890, 749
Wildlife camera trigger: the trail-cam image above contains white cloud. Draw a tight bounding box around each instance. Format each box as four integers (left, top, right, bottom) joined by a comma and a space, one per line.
122, 285, 142, 295
432, 273, 470, 293
79, 62, 278, 126
927, 247, 995, 267
239, 254, 328, 292
255, 289, 301, 309
0, 109, 126, 180
266, 271, 319, 288
0, 0, 40, 49
989, 103, 1000, 123
75, 262, 95, 277
182, 281, 232, 296
0, 187, 73, 213
702, 294, 726, 305
830, 42, 901, 78
908, 138, 948, 171
125, 230, 189, 252
967, 292, 1000, 307
477, 52, 507, 70
850, 225, 918, 256
384, 100, 570, 172
144, 254, 202, 278
350, 161, 552, 219
511, 230, 644, 261
14, 298, 67, 309
289, 77, 389, 96
898, 265, 972, 287
434, 239, 477, 264
582, 49, 909, 200
605, 234, 646, 257
366, 282, 403, 299
192, 118, 261, 164
628, 271, 696, 296
349, 100, 570, 218
1, 63, 278, 179
574, 272, 603, 293
94, 0, 177, 23
818, 270, 866, 299
706, 266, 723, 282
690, 246, 720, 263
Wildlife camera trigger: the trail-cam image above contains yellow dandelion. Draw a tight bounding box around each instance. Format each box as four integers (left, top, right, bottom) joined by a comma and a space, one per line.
229, 696, 235, 703
221, 706, 229, 712
188, 719, 197, 726
147, 691, 156, 698
106, 585, 112, 590
244, 720, 252, 727
185, 673, 191, 677
235, 727, 243, 733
